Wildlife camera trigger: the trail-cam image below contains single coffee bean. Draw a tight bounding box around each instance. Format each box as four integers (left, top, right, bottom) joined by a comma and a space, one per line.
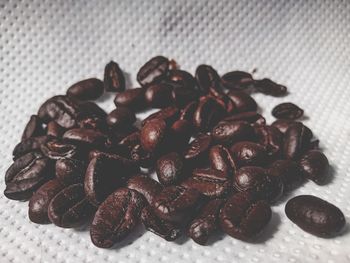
254, 78, 287, 96
21, 115, 45, 141
184, 133, 212, 164
268, 160, 302, 190
4, 152, 53, 200
137, 56, 169, 86
285, 195, 345, 237
230, 141, 268, 167
283, 122, 313, 160
131, 144, 155, 168
140, 118, 167, 153
118, 131, 140, 151
63, 128, 107, 147
41, 140, 78, 160
28, 179, 65, 224
220, 192, 272, 240
195, 65, 221, 94
106, 107, 136, 129
90, 188, 145, 248
299, 150, 329, 184
169, 119, 192, 151
182, 168, 230, 198
12, 135, 50, 160
142, 106, 179, 126
188, 199, 225, 245
141, 205, 181, 241
209, 145, 236, 177
234, 166, 283, 202
223, 111, 266, 125
104, 61, 125, 92
272, 102, 304, 120
144, 83, 173, 108
56, 158, 86, 185
180, 101, 198, 121
254, 125, 283, 158
127, 175, 163, 204
168, 69, 197, 90
156, 152, 186, 186
153, 186, 201, 223
66, 78, 104, 101
271, 119, 297, 134
46, 121, 65, 138
212, 121, 255, 145
221, 71, 254, 90
48, 183, 95, 228
227, 90, 257, 113
114, 88, 146, 111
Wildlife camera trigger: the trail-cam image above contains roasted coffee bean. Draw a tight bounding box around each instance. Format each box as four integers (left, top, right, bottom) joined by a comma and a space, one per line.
67, 78, 104, 101
12, 135, 50, 160
153, 186, 201, 223
212, 121, 255, 145
127, 175, 163, 204
78, 101, 107, 119
114, 88, 146, 111
118, 131, 140, 151
90, 188, 145, 248
268, 160, 302, 190
48, 183, 95, 228
4, 152, 53, 200
230, 142, 268, 167
137, 56, 169, 86
283, 122, 313, 160
223, 111, 266, 125
78, 115, 108, 132
254, 125, 283, 158
220, 192, 272, 240
188, 199, 225, 245
168, 69, 197, 90
271, 119, 297, 134
209, 145, 236, 177
56, 158, 86, 185
221, 71, 254, 90
131, 144, 155, 168
184, 133, 212, 164
41, 140, 78, 160
180, 101, 198, 121
28, 179, 65, 224
46, 121, 65, 138
272, 102, 304, 120
140, 118, 167, 153
145, 83, 173, 108
254, 78, 287, 96
104, 61, 125, 92
227, 90, 257, 113
21, 115, 45, 141
299, 150, 329, 185
156, 152, 186, 186
234, 166, 283, 202
141, 205, 181, 241
182, 168, 230, 198
195, 65, 221, 94
63, 128, 107, 147
106, 107, 136, 129
308, 140, 320, 151
285, 195, 345, 237
171, 84, 198, 108
142, 106, 179, 126
170, 119, 192, 150
107, 125, 139, 146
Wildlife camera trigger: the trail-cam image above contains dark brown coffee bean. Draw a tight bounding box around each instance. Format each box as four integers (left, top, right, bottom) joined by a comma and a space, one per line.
254, 125, 283, 158
56, 158, 86, 185
131, 144, 155, 168
195, 65, 221, 94
107, 125, 139, 147
283, 122, 313, 160
268, 160, 302, 190
104, 61, 125, 92
114, 88, 146, 111
141, 205, 181, 241
209, 145, 236, 177
66, 78, 104, 101
234, 166, 283, 202
78, 101, 107, 119
28, 179, 65, 224
307, 140, 320, 151
41, 140, 78, 160
145, 83, 173, 108
171, 84, 198, 108
184, 133, 212, 164
180, 101, 198, 121
156, 152, 185, 186
285, 195, 345, 237
221, 71, 254, 90
90, 188, 145, 248
47, 121, 65, 138
21, 115, 45, 141
127, 175, 163, 204
220, 192, 272, 240
153, 186, 201, 223
140, 118, 167, 153
48, 183, 95, 228
142, 106, 179, 126
212, 121, 255, 145
168, 69, 197, 90
227, 90, 257, 113
188, 199, 225, 245
254, 78, 287, 96
12, 135, 50, 160
182, 168, 230, 198
63, 128, 107, 147
223, 111, 266, 125
299, 150, 329, 185
106, 107, 136, 128
271, 119, 297, 134
137, 56, 169, 86
272, 102, 304, 120
230, 142, 268, 167
118, 131, 140, 151
169, 119, 192, 151
4, 152, 53, 200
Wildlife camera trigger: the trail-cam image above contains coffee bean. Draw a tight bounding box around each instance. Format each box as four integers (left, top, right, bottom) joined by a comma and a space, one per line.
168, 69, 197, 91
209, 145, 236, 177
182, 168, 230, 198
56, 158, 86, 185
63, 128, 107, 147
308, 140, 320, 151
78, 101, 107, 120
220, 192, 272, 240
272, 102, 304, 120
254, 78, 287, 96
28, 179, 65, 224
223, 111, 266, 125
271, 119, 297, 134
180, 101, 198, 121
47, 121, 65, 138
142, 106, 179, 127
254, 125, 283, 158
106, 107, 136, 129
212, 121, 255, 145
156, 152, 186, 186
221, 71, 254, 90
127, 175, 163, 205
184, 133, 212, 164
285, 195, 345, 237
188, 199, 225, 245
195, 65, 221, 94
137, 56, 169, 86
227, 90, 257, 113
268, 160, 302, 190
141, 205, 181, 241
169, 119, 192, 150
67, 78, 104, 101
104, 61, 125, 92
118, 131, 140, 151
145, 83, 173, 108
299, 150, 329, 184
230, 141, 268, 167
21, 115, 45, 141
114, 88, 146, 111
140, 118, 167, 153
12, 135, 50, 160
131, 144, 155, 168
90, 188, 145, 248
48, 183, 95, 228
41, 140, 79, 160
171, 84, 198, 108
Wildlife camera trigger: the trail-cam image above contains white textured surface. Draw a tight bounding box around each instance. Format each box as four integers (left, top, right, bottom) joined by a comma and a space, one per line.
1, 0, 350, 262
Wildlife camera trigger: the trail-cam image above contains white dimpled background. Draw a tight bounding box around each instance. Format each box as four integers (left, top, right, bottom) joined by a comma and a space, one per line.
1, 0, 350, 262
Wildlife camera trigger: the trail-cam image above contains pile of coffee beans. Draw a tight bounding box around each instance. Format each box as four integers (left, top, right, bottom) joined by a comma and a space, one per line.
4, 56, 346, 248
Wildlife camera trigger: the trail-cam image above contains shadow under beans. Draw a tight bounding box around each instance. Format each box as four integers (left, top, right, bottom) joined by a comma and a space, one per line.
123, 71, 133, 90
73, 217, 94, 232
174, 232, 190, 245
249, 210, 281, 244
113, 223, 147, 251
206, 231, 227, 246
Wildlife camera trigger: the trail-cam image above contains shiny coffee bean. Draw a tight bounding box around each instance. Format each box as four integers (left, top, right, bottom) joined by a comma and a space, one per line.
47, 121, 65, 138
223, 111, 266, 125
180, 101, 198, 121
114, 88, 146, 111
137, 56, 169, 86
209, 145, 236, 177
131, 144, 155, 168
254, 125, 283, 158
184, 133, 212, 164
221, 71, 254, 90
90, 188, 145, 248
28, 179, 65, 224
41, 140, 78, 160
188, 199, 225, 245
230, 142, 268, 167
195, 65, 221, 94
168, 69, 197, 90
67, 78, 104, 101
299, 150, 329, 185
271, 119, 297, 134
285, 195, 345, 237
254, 78, 287, 96
104, 61, 125, 92
140, 118, 167, 153
212, 121, 255, 145
268, 160, 302, 191
56, 158, 86, 185
48, 183, 95, 228
227, 90, 257, 113
145, 83, 173, 108
170, 119, 192, 151
127, 175, 163, 204
156, 152, 185, 186
12, 135, 50, 160
21, 115, 45, 141
220, 192, 272, 240
106, 107, 136, 129
63, 128, 107, 147
272, 102, 304, 120
142, 106, 179, 126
